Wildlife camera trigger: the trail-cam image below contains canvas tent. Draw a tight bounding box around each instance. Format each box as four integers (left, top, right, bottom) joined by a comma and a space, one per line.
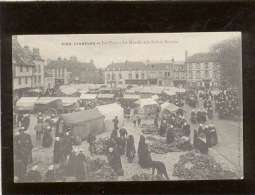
160, 102, 179, 112
55, 97, 80, 112
96, 103, 124, 132
80, 94, 97, 100
135, 98, 159, 118
61, 108, 105, 140
15, 97, 38, 112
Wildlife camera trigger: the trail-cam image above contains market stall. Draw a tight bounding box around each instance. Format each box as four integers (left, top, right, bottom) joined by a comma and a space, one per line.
97, 94, 115, 105
135, 98, 159, 119
15, 97, 38, 113
34, 97, 64, 115
96, 103, 124, 132
79, 93, 97, 109
61, 108, 105, 141
56, 97, 80, 113
160, 102, 179, 118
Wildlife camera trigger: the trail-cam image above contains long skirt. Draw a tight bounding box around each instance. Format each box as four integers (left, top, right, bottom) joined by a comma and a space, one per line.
42, 132, 53, 148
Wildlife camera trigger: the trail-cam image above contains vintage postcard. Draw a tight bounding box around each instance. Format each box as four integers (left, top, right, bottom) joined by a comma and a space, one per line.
12, 32, 243, 182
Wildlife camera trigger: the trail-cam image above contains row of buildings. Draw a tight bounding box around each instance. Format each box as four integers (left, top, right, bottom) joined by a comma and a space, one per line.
104, 51, 221, 88
12, 36, 104, 98
12, 36, 221, 99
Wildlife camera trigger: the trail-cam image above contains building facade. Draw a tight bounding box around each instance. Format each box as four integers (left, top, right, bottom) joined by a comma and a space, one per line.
104, 61, 148, 87
45, 57, 103, 87
173, 61, 187, 88
186, 53, 220, 88
31, 48, 45, 88
12, 36, 35, 98
46, 58, 71, 88
105, 60, 176, 87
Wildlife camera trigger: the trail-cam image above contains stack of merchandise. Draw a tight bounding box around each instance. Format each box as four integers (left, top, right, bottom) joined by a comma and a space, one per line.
141, 124, 157, 135
91, 163, 118, 181
94, 137, 111, 155
173, 151, 238, 180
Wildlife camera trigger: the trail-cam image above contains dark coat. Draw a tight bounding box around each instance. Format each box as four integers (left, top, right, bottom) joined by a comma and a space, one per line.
53, 140, 63, 163
42, 129, 53, 148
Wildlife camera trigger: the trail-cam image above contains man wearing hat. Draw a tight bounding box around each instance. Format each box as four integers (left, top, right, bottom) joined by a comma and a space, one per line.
166, 125, 175, 144
53, 137, 63, 164
21, 114, 30, 131
62, 130, 73, 160
42, 126, 53, 148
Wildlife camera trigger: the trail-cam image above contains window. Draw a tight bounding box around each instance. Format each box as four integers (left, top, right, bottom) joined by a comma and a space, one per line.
38, 76, 41, 83
196, 70, 200, 79
136, 73, 139, 79
205, 70, 209, 78
107, 73, 111, 80
26, 66, 29, 72
168, 72, 170, 77
18, 78, 22, 85
205, 62, 208, 69
112, 73, 115, 80
34, 77, 37, 84
128, 72, 132, 79
141, 73, 145, 79
196, 63, 200, 69
20, 66, 23, 72
189, 71, 192, 79
38, 66, 41, 73
165, 72, 168, 77
25, 77, 28, 84
119, 73, 122, 79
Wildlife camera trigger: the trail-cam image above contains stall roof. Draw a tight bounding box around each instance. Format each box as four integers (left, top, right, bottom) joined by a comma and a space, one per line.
16, 97, 38, 109
151, 95, 159, 100
163, 90, 177, 96
80, 94, 97, 100
35, 97, 62, 104
123, 94, 140, 99
61, 108, 104, 125
135, 98, 158, 108
136, 86, 163, 94
161, 102, 179, 112
54, 97, 79, 106
97, 94, 115, 99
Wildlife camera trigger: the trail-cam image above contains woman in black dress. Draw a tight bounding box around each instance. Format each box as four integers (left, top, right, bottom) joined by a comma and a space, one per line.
126, 135, 136, 163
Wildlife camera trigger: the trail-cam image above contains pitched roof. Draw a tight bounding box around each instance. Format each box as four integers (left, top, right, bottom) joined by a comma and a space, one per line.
47, 58, 96, 71
106, 61, 147, 71
12, 40, 35, 66
186, 53, 218, 63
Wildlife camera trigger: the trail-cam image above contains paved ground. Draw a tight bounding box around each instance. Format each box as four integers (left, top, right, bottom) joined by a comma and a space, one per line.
14, 99, 243, 181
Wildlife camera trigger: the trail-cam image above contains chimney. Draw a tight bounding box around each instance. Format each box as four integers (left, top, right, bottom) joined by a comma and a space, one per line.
185, 50, 188, 61
33, 48, 40, 56
171, 57, 175, 63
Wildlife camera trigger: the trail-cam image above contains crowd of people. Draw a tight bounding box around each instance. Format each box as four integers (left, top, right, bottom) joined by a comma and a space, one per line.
215, 89, 241, 119
13, 86, 240, 182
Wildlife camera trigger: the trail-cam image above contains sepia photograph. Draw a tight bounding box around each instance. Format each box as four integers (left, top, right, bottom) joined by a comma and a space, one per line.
12, 32, 243, 182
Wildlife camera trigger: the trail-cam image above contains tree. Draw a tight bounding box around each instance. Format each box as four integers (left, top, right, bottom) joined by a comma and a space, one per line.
210, 37, 242, 89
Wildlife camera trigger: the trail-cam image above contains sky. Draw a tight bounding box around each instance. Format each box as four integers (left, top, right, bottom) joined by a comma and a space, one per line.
17, 32, 241, 68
